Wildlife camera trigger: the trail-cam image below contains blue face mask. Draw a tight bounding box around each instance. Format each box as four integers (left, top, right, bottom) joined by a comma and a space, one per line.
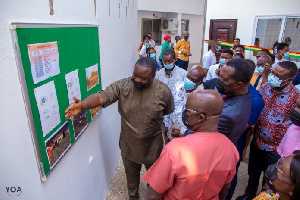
268, 74, 282, 88
150, 53, 156, 59
184, 77, 197, 90
287, 41, 291, 45
283, 52, 290, 59
256, 66, 264, 75
145, 43, 149, 47
274, 49, 277, 54
219, 58, 225, 64
164, 62, 175, 70
216, 46, 221, 51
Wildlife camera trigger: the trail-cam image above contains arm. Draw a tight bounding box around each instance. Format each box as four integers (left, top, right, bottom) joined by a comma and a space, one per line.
145, 186, 164, 200
219, 183, 231, 200
65, 94, 103, 119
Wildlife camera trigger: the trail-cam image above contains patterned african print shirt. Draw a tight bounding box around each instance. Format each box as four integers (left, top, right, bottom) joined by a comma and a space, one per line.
254, 82, 299, 151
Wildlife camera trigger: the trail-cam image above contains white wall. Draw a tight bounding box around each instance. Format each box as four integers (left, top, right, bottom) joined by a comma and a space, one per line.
203, 0, 300, 59
0, 0, 138, 200
138, 0, 206, 15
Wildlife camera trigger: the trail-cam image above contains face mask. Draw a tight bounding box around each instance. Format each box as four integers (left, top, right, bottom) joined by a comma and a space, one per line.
182, 108, 203, 130
184, 36, 189, 40
216, 46, 221, 51
290, 108, 300, 126
164, 62, 175, 70
216, 79, 228, 95
287, 41, 292, 45
283, 52, 290, 59
257, 66, 264, 75
145, 43, 149, 47
268, 74, 282, 88
219, 58, 225, 64
184, 77, 197, 90
274, 49, 278, 54
131, 78, 147, 89
149, 53, 156, 59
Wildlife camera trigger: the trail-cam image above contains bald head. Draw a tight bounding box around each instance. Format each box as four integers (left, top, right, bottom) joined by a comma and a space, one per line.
187, 90, 224, 117
188, 66, 206, 83
258, 55, 272, 65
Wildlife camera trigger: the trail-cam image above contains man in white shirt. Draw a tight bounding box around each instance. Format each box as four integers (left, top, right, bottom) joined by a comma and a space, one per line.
156, 49, 187, 139
206, 49, 233, 81
139, 35, 150, 58
273, 42, 289, 67
166, 66, 206, 141
202, 40, 220, 73
148, 32, 155, 49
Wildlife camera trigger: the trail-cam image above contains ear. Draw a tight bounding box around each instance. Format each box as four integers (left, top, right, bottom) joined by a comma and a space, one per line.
235, 81, 244, 88
198, 113, 206, 122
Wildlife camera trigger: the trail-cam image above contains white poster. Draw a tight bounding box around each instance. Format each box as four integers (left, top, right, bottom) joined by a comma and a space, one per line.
28, 42, 60, 84
65, 70, 81, 104
34, 81, 61, 136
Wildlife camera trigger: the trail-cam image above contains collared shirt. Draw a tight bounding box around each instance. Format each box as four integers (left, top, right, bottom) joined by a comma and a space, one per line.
143, 132, 239, 200
99, 77, 174, 164
272, 57, 287, 68
218, 93, 251, 145
156, 66, 187, 127
174, 39, 191, 61
166, 81, 201, 140
250, 72, 263, 90
202, 50, 216, 70
254, 83, 299, 151
149, 39, 155, 48
206, 63, 219, 81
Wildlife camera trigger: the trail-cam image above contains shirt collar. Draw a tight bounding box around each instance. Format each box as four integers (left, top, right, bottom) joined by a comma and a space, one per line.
270, 82, 293, 95
164, 66, 177, 78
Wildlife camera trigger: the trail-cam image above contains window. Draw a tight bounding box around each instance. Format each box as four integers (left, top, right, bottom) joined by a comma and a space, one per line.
254, 16, 300, 61
142, 19, 161, 45
181, 19, 189, 37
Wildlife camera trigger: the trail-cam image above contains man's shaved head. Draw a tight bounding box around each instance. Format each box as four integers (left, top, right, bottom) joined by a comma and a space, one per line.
188, 66, 206, 83
188, 90, 223, 117
258, 55, 272, 65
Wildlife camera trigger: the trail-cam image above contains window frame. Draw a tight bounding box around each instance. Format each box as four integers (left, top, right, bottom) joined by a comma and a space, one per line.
251, 15, 300, 59
141, 18, 162, 45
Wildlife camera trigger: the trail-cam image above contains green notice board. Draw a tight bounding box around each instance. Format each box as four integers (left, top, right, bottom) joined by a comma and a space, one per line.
11, 23, 102, 180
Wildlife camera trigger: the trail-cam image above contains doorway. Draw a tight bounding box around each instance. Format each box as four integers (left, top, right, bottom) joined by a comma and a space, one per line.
209, 19, 237, 62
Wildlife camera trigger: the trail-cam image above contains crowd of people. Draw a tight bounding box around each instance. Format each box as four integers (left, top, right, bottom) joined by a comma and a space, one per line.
65, 33, 300, 200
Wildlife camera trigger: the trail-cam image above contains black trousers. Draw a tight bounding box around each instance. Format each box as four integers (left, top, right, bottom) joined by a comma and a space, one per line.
244, 140, 280, 197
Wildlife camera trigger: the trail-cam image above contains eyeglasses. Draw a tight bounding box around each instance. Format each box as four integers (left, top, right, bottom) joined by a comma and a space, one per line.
270, 70, 291, 81
269, 157, 294, 186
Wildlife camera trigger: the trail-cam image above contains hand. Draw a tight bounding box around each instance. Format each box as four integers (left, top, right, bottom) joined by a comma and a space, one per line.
65, 97, 82, 119
171, 129, 181, 137
261, 63, 272, 84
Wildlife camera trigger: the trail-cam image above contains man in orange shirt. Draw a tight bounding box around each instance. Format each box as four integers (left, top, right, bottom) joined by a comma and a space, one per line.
143, 90, 239, 200
174, 31, 192, 71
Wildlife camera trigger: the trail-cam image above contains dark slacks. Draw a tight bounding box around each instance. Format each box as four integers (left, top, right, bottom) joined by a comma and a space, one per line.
244, 140, 280, 197
226, 128, 248, 200
177, 58, 189, 71
122, 156, 154, 200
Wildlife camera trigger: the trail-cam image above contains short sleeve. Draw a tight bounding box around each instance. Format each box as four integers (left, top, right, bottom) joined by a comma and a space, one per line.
143, 147, 177, 193
225, 167, 236, 184
139, 45, 146, 56
202, 53, 211, 69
